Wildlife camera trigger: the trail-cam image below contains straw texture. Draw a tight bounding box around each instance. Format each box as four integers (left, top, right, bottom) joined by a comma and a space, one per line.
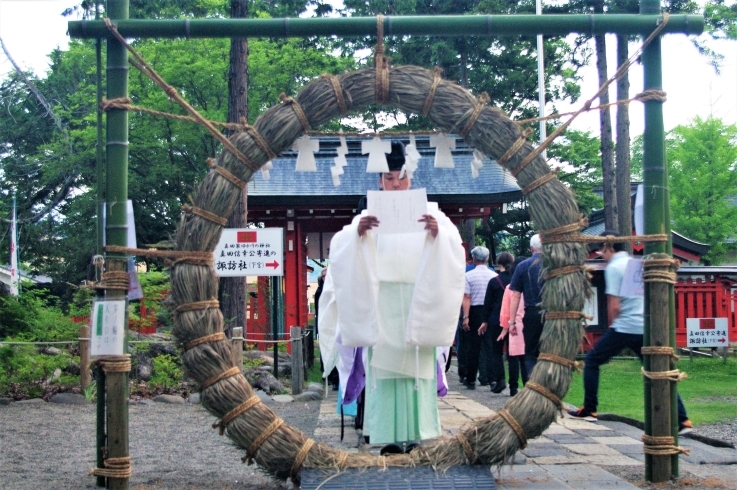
170, 65, 592, 484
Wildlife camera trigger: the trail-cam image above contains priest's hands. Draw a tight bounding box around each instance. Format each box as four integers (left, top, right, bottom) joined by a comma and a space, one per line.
478, 322, 487, 335
419, 214, 438, 238
358, 215, 379, 236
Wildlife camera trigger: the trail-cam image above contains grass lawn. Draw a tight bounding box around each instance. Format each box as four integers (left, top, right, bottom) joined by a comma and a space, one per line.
563, 357, 737, 425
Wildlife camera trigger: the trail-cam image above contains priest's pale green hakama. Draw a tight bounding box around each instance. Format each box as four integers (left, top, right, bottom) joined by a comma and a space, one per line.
364, 282, 441, 444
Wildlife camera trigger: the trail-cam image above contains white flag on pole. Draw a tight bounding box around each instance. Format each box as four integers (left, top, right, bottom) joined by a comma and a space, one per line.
9, 197, 19, 296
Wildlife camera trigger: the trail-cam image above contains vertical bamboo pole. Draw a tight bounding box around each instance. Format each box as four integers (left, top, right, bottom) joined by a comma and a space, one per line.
80, 324, 91, 391
232, 327, 244, 373
96, 364, 106, 487
291, 326, 303, 395
641, 0, 674, 482
105, 1, 130, 488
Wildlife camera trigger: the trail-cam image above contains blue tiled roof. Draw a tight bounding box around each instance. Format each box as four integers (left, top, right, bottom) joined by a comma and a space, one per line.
246, 135, 521, 207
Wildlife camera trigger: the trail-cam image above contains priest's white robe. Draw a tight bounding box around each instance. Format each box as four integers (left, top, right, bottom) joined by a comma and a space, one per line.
323, 202, 465, 444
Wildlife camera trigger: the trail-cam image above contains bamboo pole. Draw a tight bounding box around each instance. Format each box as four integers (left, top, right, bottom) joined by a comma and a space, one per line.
68, 14, 703, 40
104, 1, 130, 488
291, 326, 303, 395
80, 324, 91, 391
232, 327, 244, 373
641, 0, 674, 481
95, 364, 106, 488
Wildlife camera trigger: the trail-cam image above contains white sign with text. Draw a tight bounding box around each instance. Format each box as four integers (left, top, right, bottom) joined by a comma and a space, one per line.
213, 228, 284, 277
686, 318, 729, 348
91, 300, 126, 356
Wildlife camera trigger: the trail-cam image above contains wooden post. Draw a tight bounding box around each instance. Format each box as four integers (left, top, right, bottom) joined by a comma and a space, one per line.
80, 324, 91, 391
291, 326, 303, 395
232, 327, 244, 373
645, 254, 674, 482
95, 364, 106, 487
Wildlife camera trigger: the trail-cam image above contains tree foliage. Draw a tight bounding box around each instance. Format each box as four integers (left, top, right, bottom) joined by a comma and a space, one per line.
666, 116, 737, 264
0, 22, 352, 286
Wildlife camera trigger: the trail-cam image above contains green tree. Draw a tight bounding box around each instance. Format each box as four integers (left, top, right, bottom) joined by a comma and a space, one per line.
0, 31, 352, 288
548, 129, 604, 215
666, 116, 737, 264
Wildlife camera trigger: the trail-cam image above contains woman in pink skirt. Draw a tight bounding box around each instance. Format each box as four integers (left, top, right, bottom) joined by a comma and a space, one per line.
497, 257, 528, 396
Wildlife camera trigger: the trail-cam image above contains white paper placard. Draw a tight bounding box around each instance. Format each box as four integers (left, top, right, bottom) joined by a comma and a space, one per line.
620, 258, 644, 297
686, 318, 729, 347
366, 188, 428, 234
213, 228, 284, 277
91, 300, 126, 356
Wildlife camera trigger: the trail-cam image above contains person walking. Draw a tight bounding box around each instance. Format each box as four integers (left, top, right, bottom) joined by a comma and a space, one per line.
461, 246, 497, 390
479, 252, 514, 393
568, 230, 693, 434
497, 255, 528, 396
508, 234, 545, 375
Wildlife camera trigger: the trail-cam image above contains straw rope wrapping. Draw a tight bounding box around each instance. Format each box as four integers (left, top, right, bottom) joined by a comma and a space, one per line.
91, 456, 132, 480
95, 271, 130, 291
641, 346, 680, 362
641, 367, 688, 382
164, 14, 675, 481
95, 355, 132, 373
525, 381, 564, 414
642, 434, 690, 456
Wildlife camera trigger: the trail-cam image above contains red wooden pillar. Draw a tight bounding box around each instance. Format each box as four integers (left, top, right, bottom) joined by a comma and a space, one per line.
284, 220, 308, 353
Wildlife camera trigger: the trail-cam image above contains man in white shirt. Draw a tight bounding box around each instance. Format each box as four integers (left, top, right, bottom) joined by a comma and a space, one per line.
460, 246, 497, 390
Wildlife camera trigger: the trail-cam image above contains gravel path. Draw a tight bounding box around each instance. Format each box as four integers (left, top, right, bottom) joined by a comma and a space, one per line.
0, 397, 321, 490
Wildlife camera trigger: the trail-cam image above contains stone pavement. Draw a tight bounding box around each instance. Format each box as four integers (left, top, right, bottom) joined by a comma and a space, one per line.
307, 387, 737, 489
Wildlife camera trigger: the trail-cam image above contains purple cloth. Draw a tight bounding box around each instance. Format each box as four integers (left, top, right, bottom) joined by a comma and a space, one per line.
343, 347, 365, 405
437, 358, 448, 397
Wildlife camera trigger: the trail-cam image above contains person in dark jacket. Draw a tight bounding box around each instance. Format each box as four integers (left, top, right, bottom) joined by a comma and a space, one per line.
479, 252, 514, 393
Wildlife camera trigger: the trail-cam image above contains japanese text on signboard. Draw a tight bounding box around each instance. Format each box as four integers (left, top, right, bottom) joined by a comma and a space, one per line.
213, 228, 284, 277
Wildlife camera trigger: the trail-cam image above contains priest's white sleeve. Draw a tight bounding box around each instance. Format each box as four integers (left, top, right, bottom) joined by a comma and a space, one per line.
317, 269, 339, 376
328, 214, 380, 348
405, 205, 466, 347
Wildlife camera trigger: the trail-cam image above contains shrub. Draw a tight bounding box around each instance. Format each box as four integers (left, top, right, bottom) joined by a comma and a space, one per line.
149, 354, 182, 390
0, 345, 76, 399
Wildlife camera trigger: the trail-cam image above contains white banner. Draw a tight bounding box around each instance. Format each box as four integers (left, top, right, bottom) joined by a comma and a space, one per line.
9, 197, 18, 296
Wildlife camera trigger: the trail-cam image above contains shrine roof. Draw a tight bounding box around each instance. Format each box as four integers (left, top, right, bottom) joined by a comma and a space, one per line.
245, 135, 521, 207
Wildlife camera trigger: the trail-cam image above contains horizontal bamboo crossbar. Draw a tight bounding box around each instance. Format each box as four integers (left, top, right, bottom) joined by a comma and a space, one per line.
69, 14, 703, 40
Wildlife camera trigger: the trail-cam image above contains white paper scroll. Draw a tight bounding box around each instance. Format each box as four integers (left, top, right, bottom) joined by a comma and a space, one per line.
293, 135, 319, 172
362, 137, 391, 173
261, 160, 274, 180
430, 133, 456, 168
366, 188, 428, 234
471, 150, 484, 178
332, 134, 349, 186
403, 134, 421, 179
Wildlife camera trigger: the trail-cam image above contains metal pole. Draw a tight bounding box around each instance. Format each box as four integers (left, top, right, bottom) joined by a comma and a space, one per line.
68, 15, 703, 40
272, 276, 279, 379
104, 1, 130, 488
536, 0, 547, 159
232, 327, 244, 373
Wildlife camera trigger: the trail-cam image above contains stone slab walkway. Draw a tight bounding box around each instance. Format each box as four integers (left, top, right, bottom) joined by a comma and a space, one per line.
308, 386, 737, 489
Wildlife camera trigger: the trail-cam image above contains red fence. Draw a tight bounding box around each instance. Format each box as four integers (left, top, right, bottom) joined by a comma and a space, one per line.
675, 277, 737, 347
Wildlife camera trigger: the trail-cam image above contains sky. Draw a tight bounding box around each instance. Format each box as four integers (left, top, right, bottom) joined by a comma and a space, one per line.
0, 0, 736, 139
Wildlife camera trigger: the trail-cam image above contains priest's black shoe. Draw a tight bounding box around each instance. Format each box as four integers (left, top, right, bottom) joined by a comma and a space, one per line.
463, 382, 476, 390
491, 382, 507, 394
380, 444, 403, 456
